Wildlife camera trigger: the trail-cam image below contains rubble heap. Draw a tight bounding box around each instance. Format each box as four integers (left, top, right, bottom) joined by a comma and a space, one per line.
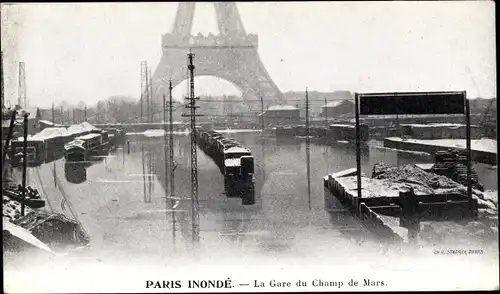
372, 162, 498, 243
3, 185, 90, 252
372, 163, 497, 211
430, 149, 483, 191
15, 210, 90, 248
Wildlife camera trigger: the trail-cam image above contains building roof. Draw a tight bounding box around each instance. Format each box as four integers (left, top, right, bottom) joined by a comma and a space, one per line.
223, 146, 251, 154
32, 127, 69, 139
76, 133, 101, 140
322, 100, 354, 108
267, 105, 299, 111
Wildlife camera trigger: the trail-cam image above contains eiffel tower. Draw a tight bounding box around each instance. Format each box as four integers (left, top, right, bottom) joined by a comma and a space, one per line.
149, 2, 284, 112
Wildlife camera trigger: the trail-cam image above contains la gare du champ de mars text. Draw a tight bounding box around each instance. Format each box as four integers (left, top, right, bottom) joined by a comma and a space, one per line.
145, 278, 386, 289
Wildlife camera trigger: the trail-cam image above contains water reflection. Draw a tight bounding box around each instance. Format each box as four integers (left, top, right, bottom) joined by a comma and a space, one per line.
64, 162, 87, 184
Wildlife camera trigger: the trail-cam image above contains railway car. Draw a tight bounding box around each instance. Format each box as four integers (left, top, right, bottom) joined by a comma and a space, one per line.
11, 137, 46, 166
64, 133, 102, 162
195, 127, 255, 205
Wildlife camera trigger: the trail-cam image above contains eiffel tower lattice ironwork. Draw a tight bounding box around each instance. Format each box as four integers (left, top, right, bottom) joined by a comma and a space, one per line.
148, 2, 284, 113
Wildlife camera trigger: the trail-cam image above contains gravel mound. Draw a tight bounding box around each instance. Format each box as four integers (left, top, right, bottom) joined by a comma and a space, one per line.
372, 163, 498, 211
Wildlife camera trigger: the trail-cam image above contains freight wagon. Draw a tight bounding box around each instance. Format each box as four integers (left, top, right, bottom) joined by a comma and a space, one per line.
64, 133, 102, 162
11, 138, 46, 166
196, 127, 255, 205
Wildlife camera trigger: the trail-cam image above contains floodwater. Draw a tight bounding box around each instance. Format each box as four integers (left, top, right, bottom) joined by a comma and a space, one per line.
4, 131, 499, 292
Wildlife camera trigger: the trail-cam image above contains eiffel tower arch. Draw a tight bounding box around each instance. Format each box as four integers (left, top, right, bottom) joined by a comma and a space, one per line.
149, 2, 284, 113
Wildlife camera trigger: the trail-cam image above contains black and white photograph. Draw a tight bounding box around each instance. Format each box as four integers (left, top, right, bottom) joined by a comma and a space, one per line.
1, 1, 498, 292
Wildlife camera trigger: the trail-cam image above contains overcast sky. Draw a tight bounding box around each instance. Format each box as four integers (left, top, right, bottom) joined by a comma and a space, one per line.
1, 1, 496, 108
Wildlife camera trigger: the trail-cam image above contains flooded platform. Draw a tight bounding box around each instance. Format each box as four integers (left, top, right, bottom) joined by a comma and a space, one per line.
384, 137, 497, 165
324, 167, 480, 242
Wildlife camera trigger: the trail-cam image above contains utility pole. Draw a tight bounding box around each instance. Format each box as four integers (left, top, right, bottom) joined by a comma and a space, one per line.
167, 81, 177, 248
148, 68, 153, 122
142, 145, 148, 203
260, 96, 265, 131
21, 113, 28, 216
145, 68, 150, 124
169, 80, 176, 204
181, 52, 203, 244
52, 103, 57, 187
1, 51, 4, 108
305, 88, 311, 210
84, 106, 87, 122
60, 106, 64, 125
396, 113, 400, 166
324, 96, 328, 128
148, 67, 154, 195
51, 103, 55, 126
140, 61, 148, 123
18, 62, 27, 107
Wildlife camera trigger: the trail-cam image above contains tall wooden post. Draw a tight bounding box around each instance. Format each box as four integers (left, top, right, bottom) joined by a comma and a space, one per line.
355, 93, 362, 206
465, 93, 473, 217
324, 96, 328, 128
260, 96, 265, 132
21, 113, 28, 216
305, 88, 311, 210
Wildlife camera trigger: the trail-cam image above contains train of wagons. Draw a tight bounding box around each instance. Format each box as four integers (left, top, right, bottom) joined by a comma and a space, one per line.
195, 127, 255, 205
10, 122, 125, 166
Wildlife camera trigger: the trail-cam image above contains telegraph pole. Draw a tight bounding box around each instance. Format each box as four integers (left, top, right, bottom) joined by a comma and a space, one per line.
163, 93, 169, 194
21, 113, 29, 216
324, 96, 328, 128
84, 106, 87, 122
148, 67, 154, 195
52, 103, 56, 187
140, 61, 148, 123
52, 103, 55, 126
260, 96, 265, 131
148, 68, 153, 122
305, 88, 311, 210
1, 51, 4, 108
167, 81, 177, 248
142, 144, 148, 202
181, 52, 203, 244
169, 80, 176, 205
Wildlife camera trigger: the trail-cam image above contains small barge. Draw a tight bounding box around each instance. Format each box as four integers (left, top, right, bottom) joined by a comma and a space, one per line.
196, 127, 255, 205
64, 133, 102, 162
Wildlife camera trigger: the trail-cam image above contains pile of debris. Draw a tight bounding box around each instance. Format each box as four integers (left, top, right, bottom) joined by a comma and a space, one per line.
15, 210, 90, 249
430, 149, 484, 191
3, 185, 90, 253
372, 163, 497, 211
372, 162, 498, 242
3, 195, 34, 222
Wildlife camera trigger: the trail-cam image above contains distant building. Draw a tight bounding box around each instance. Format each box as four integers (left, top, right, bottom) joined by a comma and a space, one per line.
258, 105, 300, 126
320, 100, 354, 118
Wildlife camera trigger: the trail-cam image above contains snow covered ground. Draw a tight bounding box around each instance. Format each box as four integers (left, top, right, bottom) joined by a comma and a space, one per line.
400, 123, 468, 128
387, 137, 497, 154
